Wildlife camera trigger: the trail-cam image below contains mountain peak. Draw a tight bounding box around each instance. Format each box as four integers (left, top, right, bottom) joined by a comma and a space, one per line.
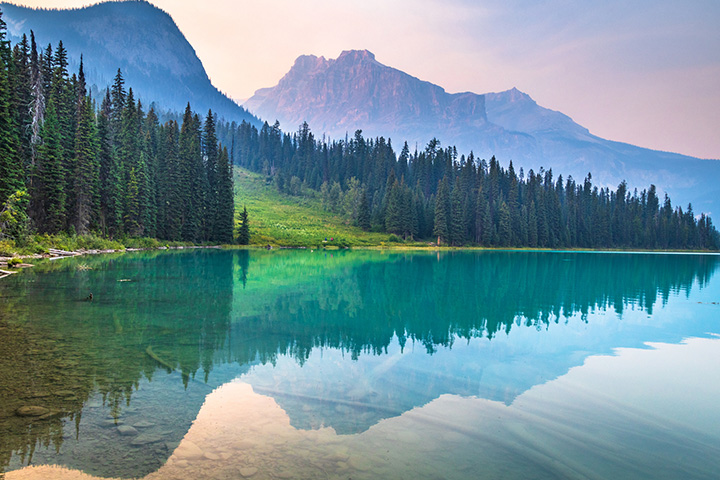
336, 49, 376, 63
290, 54, 329, 75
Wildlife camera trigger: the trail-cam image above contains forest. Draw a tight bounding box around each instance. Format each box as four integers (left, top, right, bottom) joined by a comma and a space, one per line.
0, 14, 235, 246
0, 8, 717, 250
224, 120, 719, 250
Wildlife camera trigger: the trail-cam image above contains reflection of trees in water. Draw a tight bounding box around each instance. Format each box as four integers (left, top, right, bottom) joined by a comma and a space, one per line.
0, 250, 234, 473
225, 252, 719, 365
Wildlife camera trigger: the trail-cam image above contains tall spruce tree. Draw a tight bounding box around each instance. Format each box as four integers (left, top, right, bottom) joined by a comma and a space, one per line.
433, 177, 450, 245
214, 145, 234, 243
238, 206, 250, 245
71, 90, 99, 234
0, 12, 24, 205
34, 102, 65, 233
203, 110, 219, 240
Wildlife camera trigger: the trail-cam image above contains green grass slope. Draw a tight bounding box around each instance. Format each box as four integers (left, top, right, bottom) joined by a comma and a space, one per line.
234, 169, 390, 247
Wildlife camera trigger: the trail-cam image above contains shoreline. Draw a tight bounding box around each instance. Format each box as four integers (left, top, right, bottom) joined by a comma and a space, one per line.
1, 243, 717, 275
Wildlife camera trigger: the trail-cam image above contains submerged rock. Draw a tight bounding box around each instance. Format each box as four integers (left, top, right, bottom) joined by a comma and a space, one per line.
133, 420, 156, 428
117, 425, 139, 436
174, 440, 204, 460
53, 390, 77, 397
15, 406, 50, 417
239, 467, 258, 478
130, 434, 164, 446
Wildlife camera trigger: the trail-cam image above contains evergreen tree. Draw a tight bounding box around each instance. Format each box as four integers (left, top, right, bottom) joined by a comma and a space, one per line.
214, 145, 234, 243
357, 189, 371, 231
71, 91, 99, 234
203, 109, 219, 240
0, 12, 23, 204
497, 200, 512, 246
433, 177, 450, 245
124, 166, 141, 236
384, 178, 403, 235
449, 183, 465, 246
179, 105, 205, 242
34, 102, 65, 233
238, 205, 250, 245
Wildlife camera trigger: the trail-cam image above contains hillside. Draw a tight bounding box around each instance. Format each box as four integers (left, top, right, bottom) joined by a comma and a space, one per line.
233, 169, 390, 247
0, 0, 259, 124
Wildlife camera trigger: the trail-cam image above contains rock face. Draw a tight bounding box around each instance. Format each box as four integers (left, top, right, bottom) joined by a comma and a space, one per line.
245, 50, 516, 153
246, 50, 720, 215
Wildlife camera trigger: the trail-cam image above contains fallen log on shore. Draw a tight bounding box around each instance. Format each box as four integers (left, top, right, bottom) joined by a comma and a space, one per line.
47, 248, 82, 257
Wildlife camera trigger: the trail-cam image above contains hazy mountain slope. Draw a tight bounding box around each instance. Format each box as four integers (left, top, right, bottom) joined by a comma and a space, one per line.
245, 50, 534, 153
246, 50, 720, 215
1, 0, 258, 124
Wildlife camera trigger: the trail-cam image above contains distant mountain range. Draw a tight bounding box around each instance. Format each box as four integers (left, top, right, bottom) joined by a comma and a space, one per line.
245, 50, 720, 216
0, 0, 258, 124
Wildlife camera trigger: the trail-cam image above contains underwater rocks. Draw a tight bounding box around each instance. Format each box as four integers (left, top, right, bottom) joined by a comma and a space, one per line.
15, 406, 50, 417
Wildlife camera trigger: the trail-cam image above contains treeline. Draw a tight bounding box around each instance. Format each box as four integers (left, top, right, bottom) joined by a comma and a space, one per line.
227, 121, 718, 249
0, 13, 235, 243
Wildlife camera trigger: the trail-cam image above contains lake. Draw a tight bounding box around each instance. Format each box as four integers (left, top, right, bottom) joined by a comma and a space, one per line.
1, 249, 719, 479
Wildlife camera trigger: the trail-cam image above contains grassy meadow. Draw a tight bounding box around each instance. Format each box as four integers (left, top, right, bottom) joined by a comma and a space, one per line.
233, 168, 404, 248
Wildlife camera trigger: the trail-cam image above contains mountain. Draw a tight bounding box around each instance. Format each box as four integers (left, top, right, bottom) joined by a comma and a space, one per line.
245, 50, 720, 216
0, 0, 258, 124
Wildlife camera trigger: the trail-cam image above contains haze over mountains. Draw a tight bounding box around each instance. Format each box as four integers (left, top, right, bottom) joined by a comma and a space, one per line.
246, 49, 720, 216
1, 0, 717, 215
0, 0, 258, 124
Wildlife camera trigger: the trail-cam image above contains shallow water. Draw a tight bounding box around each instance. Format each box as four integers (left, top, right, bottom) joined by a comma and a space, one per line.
1, 249, 719, 479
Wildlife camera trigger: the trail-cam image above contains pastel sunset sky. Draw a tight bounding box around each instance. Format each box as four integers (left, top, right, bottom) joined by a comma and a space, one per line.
7, 0, 720, 159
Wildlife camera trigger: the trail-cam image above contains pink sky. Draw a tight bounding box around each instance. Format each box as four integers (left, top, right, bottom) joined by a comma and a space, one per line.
6, 0, 720, 160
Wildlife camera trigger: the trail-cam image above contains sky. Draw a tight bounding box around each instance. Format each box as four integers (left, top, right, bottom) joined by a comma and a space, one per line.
7, 0, 720, 160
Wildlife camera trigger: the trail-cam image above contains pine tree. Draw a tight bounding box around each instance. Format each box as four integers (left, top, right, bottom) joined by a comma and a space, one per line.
179, 106, 205, 242
384, 178, 403, 235
433, 177, 450, 245
0, 12, 24, 204
497, 200, 512, 246
11, 34, 32, 175
238, 206, 250, 245
159, 120, 183, 240
203, 110, 219, 240
71, 91, 99, 234
214, 145, 234, 243
357, 188, 371, 231
449, 183, 465, 246
124, 166, 141, 236
34, 102, 65, 233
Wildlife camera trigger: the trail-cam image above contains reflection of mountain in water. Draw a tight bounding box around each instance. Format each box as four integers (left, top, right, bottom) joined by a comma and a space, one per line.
230, 251, 720, 433
0, 250, 718, 477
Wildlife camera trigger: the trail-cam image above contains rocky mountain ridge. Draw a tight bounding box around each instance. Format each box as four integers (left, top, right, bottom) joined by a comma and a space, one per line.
246, 49, 720, 215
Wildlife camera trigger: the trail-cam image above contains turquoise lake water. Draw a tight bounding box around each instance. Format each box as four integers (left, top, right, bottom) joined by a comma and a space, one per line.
1, 249, 719, 479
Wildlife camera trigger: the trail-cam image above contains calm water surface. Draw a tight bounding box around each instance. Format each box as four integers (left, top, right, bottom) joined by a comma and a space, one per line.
0, 249, 719, 479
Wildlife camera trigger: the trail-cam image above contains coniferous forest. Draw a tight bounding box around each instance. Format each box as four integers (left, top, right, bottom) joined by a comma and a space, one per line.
0, 9, 717, 250
0, 14, 235, 245
227, 121, 718, 250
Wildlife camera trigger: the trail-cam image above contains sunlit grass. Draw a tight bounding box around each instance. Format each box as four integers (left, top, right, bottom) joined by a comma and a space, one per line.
234, 168, 390, 247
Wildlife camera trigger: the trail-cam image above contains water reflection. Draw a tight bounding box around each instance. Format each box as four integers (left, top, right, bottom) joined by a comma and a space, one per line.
7, 337, 720, 480
0, 249, 718, 478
